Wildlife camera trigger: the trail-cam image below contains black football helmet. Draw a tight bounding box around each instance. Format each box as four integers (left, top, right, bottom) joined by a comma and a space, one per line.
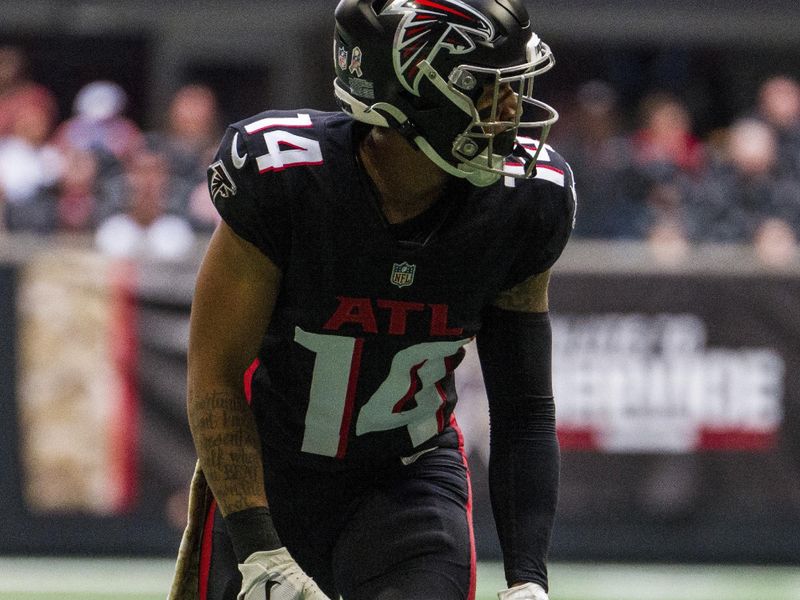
333, 0, 558, 186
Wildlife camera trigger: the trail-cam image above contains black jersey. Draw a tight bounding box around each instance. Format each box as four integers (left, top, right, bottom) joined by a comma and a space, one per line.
207, 110, 575, 470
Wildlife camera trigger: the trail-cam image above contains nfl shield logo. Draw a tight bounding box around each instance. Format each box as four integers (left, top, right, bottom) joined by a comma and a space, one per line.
390, 262, 416, 288
338, 46, 348, 71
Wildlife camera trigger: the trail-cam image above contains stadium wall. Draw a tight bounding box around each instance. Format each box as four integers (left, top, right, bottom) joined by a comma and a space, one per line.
0, 236, 799, 563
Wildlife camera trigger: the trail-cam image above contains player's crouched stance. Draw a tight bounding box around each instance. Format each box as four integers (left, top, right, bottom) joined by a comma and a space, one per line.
237, 552, 546, 600
237, 550, 548, 600
169, 0, 574, 599
240, 560, 549, 600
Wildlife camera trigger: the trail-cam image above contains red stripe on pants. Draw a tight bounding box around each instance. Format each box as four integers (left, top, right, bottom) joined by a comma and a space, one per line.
450, 414, 477, 600
198, 499, 218, 600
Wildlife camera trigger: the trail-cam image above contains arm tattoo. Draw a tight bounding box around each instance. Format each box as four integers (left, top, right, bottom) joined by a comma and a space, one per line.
493, 270, 551, 312
188, 390, 266, 515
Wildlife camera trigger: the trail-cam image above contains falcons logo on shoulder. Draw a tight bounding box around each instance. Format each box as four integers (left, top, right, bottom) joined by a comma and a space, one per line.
208, 160, 237, 204
383, 0, 495, 96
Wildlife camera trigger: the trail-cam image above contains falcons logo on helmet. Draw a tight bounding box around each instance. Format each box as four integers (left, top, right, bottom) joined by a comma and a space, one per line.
383, 0, 495, 96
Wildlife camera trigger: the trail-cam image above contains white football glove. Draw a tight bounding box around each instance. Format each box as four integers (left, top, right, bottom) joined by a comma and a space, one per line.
497, 582, 549, 600
237, 547, 331, 600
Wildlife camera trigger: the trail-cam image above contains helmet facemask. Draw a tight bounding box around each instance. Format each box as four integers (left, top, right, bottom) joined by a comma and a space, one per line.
432, 35, 559, 186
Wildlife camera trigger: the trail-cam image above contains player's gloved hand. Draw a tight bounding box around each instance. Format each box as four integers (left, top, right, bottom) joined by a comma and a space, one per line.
497, 582, 549, 600
237, 547, 331, 600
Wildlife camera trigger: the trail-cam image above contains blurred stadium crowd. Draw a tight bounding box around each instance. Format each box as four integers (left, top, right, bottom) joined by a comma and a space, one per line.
0, 45, 220, 260
2, 43, 800, 266
551, 76, 800, 267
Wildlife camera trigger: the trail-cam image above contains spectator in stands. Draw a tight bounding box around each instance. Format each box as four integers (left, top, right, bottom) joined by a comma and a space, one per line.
0, 95, 62, 232
756, 75, 800, 179
55, 148, 100, 232
687, 118, 799, 266
94, 147, 194, 260
624, 92, 705, 256
146, 83, 222, 232
149, 83, 221, 181
0, 45, 57, 138
632, 91, 705, 179
53, 80, 144, 169
551, 80, 637, 239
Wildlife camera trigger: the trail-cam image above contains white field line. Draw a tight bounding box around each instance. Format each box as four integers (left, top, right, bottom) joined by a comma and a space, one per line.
549, 562, 800, 600
2, 558, 800, 600
0, 557, 174, 594
481, 562, 800, 600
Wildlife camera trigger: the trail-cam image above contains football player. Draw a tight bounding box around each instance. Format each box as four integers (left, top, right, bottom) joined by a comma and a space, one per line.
169, 1, 575, 599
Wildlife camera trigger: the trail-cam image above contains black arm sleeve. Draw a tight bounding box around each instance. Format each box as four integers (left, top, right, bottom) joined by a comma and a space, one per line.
476, 307, 559, 591
223, 506, 283, 562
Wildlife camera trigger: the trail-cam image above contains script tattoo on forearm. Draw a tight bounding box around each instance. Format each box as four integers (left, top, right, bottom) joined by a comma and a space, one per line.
189, 390, 266, 514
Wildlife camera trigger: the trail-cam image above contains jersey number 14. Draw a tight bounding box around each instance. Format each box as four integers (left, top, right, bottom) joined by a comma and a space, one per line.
294, 327, 469, 459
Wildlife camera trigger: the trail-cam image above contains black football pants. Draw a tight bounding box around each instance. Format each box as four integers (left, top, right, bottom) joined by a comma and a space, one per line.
201, 446, 475, 600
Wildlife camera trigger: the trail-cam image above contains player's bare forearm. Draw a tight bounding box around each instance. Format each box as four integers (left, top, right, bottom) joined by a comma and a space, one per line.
493, 270, 550, 312
188, 388, 266, 515
186, 223, 281, 516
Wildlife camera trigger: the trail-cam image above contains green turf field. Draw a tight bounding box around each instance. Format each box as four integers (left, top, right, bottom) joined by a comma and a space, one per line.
1, 557, 799, 600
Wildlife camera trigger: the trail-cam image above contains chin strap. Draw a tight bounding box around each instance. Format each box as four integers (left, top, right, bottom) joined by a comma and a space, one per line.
334, 80, 391, 127
335, 78, 501, 187
368, 99, 501, 187
413, 135, 500, 187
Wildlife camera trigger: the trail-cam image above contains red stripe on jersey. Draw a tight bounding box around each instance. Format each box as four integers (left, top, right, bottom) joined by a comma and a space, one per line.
259, 159, 325, 174
450, 414, 477, 600
537, 164, 564, 176
259, 160, 325, 174
393, 360, 426, 413
336, 338, 364, 459
198, 498, 217, 600
434, 381, 447, 432
278, 141, 308, 152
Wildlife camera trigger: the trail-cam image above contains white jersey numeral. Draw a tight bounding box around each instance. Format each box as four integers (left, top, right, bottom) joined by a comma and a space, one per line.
295, 328, 361, 457
245, 113, 324, 173
294, 327, 470, 458
255, 130, 323, 173
245, 113, 314, 134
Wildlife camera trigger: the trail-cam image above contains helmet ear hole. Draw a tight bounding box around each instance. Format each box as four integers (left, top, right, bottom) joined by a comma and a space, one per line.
450, 69, 483, 102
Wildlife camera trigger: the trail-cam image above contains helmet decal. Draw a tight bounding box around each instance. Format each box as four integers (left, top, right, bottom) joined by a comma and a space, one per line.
337, 45, 349, 71
349, 46, 364, 77
383, 0, 495, 96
